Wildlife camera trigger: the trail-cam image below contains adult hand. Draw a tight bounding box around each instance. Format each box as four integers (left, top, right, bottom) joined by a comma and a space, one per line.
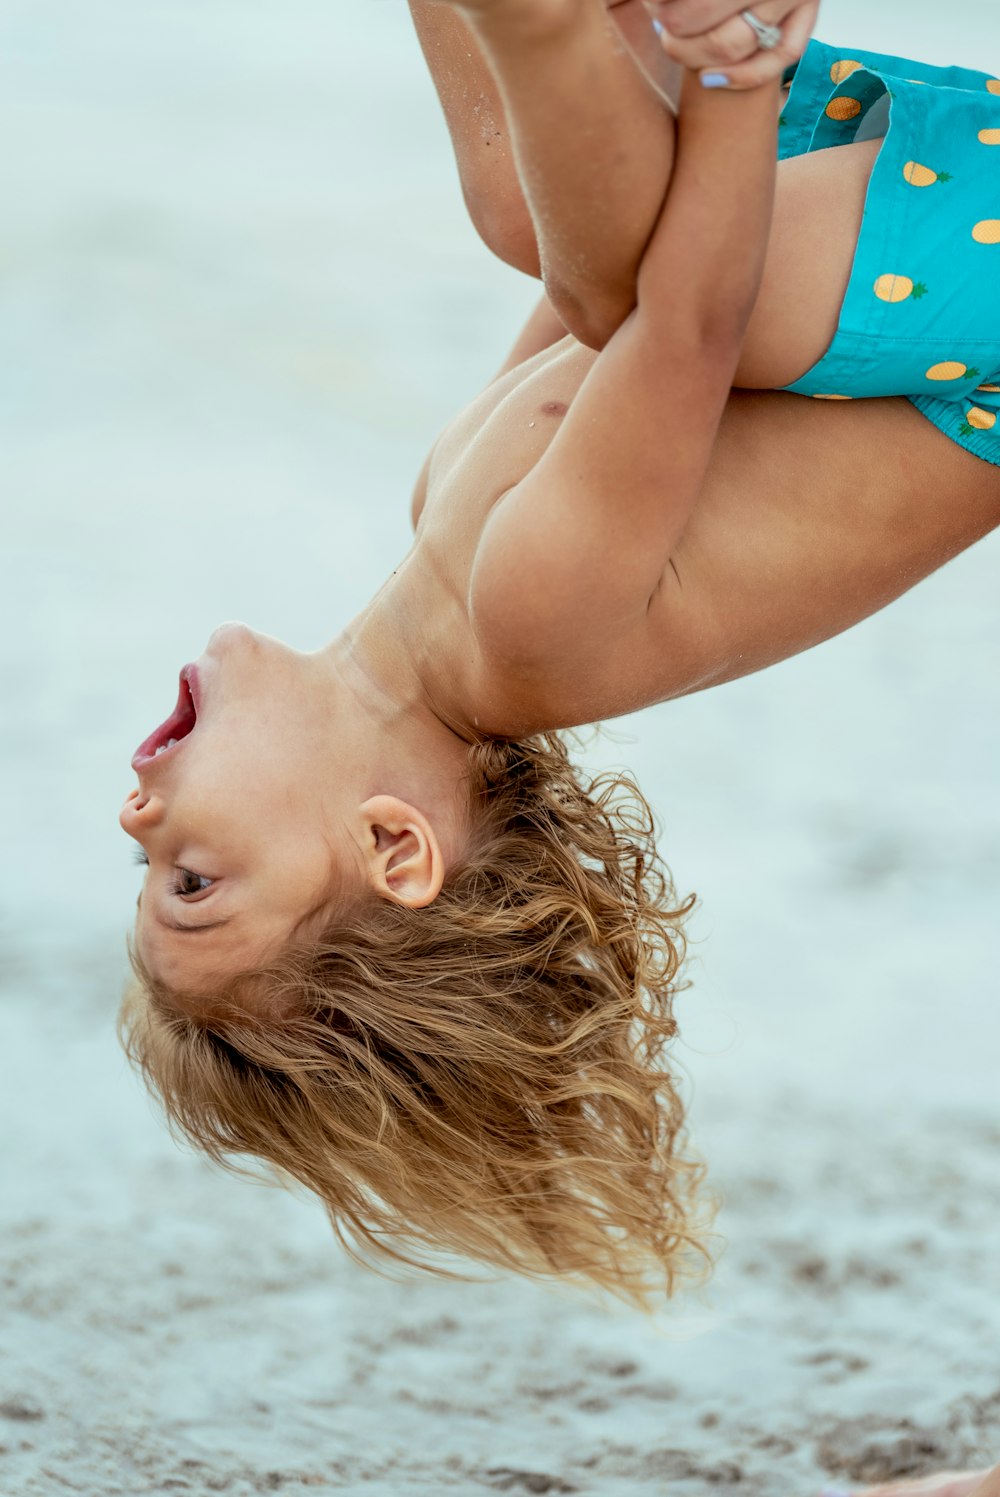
646, 0, 820, 88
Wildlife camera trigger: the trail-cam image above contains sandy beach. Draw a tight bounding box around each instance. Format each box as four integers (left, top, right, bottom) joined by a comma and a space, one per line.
2, 1, 999, 1492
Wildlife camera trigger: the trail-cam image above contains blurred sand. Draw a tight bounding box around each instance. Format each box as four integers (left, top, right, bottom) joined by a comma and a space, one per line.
1, 2, 999, 1493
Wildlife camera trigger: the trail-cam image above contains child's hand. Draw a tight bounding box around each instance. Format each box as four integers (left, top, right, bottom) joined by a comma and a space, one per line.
646, 0, 820, 88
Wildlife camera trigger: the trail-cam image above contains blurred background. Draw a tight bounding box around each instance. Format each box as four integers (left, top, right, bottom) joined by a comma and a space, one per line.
2, 3, 998, 1494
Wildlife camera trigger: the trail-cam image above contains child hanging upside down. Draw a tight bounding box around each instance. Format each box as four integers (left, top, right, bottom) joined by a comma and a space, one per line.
120, 0, 998, 1374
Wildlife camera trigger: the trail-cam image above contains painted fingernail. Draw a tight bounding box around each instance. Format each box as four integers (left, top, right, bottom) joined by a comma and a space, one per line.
651, 16, 665, 34
701, 72, 732, 88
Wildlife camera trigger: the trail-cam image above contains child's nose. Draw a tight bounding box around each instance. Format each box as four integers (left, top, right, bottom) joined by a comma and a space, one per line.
119, 789, 164, 832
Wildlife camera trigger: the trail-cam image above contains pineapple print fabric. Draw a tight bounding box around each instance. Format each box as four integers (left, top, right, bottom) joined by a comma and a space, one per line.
778, 40, 1000, 467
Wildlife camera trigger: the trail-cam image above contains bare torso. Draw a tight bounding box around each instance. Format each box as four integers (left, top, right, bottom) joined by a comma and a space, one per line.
396, 332, 999, 737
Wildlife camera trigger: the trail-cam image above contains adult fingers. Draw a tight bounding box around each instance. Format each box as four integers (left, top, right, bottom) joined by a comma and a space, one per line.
690, 0, 819, 90
652, 0, 797, 74
649, 0, 795, 40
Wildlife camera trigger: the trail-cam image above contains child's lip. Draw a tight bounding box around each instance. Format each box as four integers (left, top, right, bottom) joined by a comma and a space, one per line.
131, 665, 201, 770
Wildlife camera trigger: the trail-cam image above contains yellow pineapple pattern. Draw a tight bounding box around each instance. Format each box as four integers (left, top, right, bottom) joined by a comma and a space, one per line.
959, 408, 998, 434
789, 50, 1000, 444
925, 361, 981, 382
825, 96, 862, 122
873, 274, 928, 304
903, 162, 953, 187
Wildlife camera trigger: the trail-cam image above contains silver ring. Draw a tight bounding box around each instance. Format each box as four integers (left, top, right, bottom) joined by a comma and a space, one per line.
740, 9, 783, 49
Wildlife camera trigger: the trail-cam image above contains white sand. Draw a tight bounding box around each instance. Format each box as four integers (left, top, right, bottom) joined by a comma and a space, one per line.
1, 2, 998, 1493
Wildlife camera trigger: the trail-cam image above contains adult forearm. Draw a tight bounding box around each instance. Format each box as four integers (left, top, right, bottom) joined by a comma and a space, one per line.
460, 0, 676, 348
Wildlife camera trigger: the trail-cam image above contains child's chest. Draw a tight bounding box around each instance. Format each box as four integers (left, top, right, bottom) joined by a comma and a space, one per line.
418, 337, 597, 576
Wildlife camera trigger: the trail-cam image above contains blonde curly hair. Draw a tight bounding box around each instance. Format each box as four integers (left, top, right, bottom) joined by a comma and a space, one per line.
119, 732, 708, 1310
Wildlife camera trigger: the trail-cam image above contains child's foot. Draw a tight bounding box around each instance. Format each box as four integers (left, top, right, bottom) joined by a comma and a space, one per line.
821, 1473, 991, 1497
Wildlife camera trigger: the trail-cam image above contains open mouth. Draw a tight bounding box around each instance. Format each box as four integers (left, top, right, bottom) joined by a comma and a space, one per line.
131, 665, 200, 771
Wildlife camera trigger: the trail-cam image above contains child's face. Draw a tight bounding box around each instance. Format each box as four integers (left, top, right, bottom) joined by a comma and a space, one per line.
121, 624, 353, 997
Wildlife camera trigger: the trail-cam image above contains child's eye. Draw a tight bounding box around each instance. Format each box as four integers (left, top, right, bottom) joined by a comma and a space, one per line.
172, 868, 214, 898
129, 849, 213, 898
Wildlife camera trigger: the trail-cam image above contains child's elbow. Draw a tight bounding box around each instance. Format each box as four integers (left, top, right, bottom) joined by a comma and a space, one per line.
544, 279, 637, 352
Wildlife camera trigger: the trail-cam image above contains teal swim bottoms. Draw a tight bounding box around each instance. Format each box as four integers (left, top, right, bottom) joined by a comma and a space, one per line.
778, 39, 1000, 467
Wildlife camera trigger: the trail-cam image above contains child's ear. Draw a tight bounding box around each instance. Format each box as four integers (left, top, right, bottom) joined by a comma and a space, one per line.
359, 795, 445, 908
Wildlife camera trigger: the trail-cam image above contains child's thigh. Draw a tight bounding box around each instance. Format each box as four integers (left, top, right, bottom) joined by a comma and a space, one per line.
735, 139, 881, 391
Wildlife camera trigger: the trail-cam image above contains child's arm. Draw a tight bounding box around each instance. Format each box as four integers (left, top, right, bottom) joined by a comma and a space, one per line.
443, 0, 813, 348
410, 0, 812, 349
469, 55, 789, 664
